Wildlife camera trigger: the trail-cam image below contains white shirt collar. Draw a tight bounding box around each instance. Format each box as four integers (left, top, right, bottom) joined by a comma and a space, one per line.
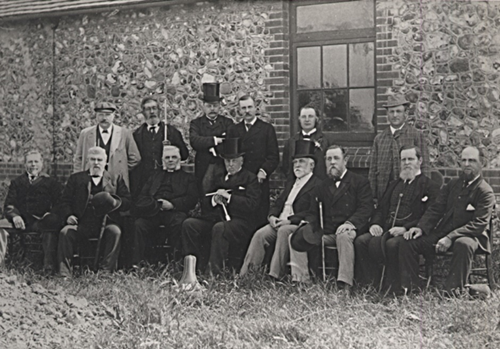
302, 128, 317, 137
406, 170, 421, 184
245, 117, 257, 126
295, 172, 313, 185
147, 123, 159, 130
99, 125, 113, 134
468, 175, 480, 186
390, 124, 405, 134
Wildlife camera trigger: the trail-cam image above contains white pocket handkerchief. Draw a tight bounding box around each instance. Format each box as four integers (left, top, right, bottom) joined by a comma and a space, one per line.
466, 204, 475, 211
421, 196, 428, 202
238, 186, 246, 190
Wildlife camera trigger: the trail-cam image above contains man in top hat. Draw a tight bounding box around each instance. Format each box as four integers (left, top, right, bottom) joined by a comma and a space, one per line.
74, 101, 141, 189
130, 97, 189, 199
1, 150, 63, 272
354, 145, 440, 291
190, 83, 234, 195
240, 140, 323, 281
226, 95, 279, 226
282, 105, 333, 181
369, 94, 429, 202
132, 145, 198, 264
57, 146, 131, 277
181, 138, 261, 275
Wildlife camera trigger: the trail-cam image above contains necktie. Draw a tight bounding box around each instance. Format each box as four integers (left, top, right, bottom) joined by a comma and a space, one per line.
102, 129, 108, 134
149, 126, 156, 134
245, 123, 252, 131
29, 176, 36, 183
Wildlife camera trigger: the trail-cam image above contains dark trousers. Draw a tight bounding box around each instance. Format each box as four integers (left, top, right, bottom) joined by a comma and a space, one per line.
181, 217, 254, 274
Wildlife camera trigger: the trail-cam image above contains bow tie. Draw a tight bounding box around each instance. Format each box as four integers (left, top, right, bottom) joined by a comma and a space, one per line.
102, 129, 109, 134
91, 175, 102, 178
29, 175, 37, 182
148, 126, 157, 133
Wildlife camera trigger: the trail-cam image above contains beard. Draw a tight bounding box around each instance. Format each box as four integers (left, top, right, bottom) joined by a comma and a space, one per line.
400, 166, 417, 181
327, 166, 342, 181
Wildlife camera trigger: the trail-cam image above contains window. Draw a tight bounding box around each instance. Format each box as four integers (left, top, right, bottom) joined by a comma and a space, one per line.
291, 0, 376, 145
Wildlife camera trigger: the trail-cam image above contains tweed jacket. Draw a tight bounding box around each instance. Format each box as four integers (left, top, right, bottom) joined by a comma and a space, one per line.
281, 130, 334, 181
368, 123, 430, 200
417, 175, 495, 253
189, 114, 234, 181
74, 124, 141, 189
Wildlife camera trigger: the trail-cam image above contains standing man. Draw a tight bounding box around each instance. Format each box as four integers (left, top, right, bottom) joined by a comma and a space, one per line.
227, 95, 279, 226
399, 146, 495, 295
369, 94, 429, 202
290, 145, 373, 293
74, 101, 141, 189
131, 97, 189, 198
2, 150, 62, 272
354, 146, 440, 291
282, 105, 333, 180
57, 147, 131, 277
189, 83, 234, 195
181, 138, 261, 275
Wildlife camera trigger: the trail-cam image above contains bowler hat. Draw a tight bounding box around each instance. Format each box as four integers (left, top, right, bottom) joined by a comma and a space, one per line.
292, 140, 316, 161
95, 101, 117, 113
220, 138, 245, 160
132, 196, 161, 218
36, 213, 62, 232
91, 192, 122, 217
202, 83, 222, 103
383, 94, 410, 108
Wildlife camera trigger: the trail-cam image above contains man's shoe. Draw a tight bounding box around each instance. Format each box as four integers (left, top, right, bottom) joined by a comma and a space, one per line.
338, 281, 352, 297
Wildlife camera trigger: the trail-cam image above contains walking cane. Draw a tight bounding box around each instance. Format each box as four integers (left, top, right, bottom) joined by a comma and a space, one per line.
222, 202, 231, 221
163, 99, 170, 146
94, 214, 108, 270
319, 201, 326, 282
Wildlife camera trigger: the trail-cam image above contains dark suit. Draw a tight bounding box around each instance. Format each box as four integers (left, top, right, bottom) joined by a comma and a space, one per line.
133, 169, 198, 263
355, 174, 440, 289
399, 175, 495, 292
227, 118, 279, 225
57, 171, 131, 276
182, 168, 261, 274
131, 122, 189, 198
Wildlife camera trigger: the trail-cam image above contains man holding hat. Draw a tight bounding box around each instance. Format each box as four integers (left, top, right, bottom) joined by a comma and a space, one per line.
1, 150, 62, 272
240, 140, 322, 281
181, 138, 261, 275
130, 97, 189, 199
369, 94, 429, 202
189, 83, 234, 195
57, 146, 131, 277
132, 145, 198, 264
74, 101, 141, 189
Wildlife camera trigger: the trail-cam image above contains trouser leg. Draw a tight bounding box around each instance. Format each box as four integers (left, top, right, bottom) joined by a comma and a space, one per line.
336, 230, 356, 286
181, 218, 213, 272
0, 229, 8, 268
208, 222, 229, 275
445, 237, 478, 292
399, 234, 437, 290
385, 236, 404, 291
162, 212, 188, 261
41, 230, 58, 270
269, 225, 298, 279
57, 225, 78, 277
240, 224, 277, 276
354, 233, 374, 286
101, 224, 121, 272
287, 229, 310, 282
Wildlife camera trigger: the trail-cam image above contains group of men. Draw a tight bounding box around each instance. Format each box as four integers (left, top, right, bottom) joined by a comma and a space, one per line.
0, 86, 495, 297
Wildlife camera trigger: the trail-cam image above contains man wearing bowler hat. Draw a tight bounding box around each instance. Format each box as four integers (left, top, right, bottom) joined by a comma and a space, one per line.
189, 83, 234, 195
132, 145, 198, 264
130, 97, 189, 199
240, 140, 322, 281
74, 101, 141, 189
181, 138, 261, 275
57, 147, 131, 277
369, 94, 430, 203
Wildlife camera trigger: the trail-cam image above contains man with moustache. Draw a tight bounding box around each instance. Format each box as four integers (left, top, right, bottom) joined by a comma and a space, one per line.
282, 105, 333, 180
130, 97, 189, 198
181, 138, 261, 275
399, 146, 495, 295
240, 140, 323, 281
57, 147, 131, 277
290, 145, 373, 293
132, 145, 198, 264
74, 101, 141, 190
354, 146, 440, 291
190, 83, 234, 195
369, 94, 430, 203
227, 95, 279, 226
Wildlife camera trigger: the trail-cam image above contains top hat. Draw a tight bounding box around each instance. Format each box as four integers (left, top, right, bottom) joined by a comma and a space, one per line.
292, 140, 316, 161
91, 192, 122, 216
382, 94, 410, 108
202, 83, 222, 103
220, 138, 245, 159
94, 101, 117, 113
132, 196, 161, 218
36, 212, 62, 232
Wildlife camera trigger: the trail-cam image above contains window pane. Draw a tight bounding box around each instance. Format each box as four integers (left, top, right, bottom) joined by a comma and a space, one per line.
323, 45, 347, 88
297, 0, 374, 34
350, 89, 375, 132
349, 42, 374, 87
297, 46, 321, 89
298, 90, 322, 111
323, 90, 348, 132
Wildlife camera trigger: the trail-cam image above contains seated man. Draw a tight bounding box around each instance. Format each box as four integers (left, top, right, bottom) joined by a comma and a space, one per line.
2, 150, 62, 272
290, 145, 373, 292
133, 145, 198, 264
181, 138, 261, 275
400, 146, 495, 295
57, 147, 131, 277
354, 146, 440, 291
240, 140, 322, 281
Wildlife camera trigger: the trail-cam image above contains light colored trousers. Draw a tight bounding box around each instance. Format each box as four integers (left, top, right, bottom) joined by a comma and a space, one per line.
322, 230, 356, 285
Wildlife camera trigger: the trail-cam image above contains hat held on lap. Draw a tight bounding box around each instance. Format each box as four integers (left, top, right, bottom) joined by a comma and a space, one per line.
91, 192, 122, 216
36, 213, 62, 231
220, 138, 245, 160
132, 196, 161, 218
292, 140, 316, 160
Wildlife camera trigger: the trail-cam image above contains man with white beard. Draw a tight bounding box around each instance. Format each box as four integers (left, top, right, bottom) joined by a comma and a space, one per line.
354, 146, 440, 292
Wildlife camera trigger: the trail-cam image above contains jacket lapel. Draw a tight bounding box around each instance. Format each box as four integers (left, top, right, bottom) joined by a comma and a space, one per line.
109, 125, 121, 158
330, 171, 351, 206
88, 126, 97, 147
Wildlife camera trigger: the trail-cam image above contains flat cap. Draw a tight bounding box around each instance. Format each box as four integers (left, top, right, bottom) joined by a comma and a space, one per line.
382, 94, 410, 108
94, 101, 117, 113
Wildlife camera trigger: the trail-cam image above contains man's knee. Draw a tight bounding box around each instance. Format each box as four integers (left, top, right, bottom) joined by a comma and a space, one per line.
452, 237, 476, 257
105, 225, 121, 240
354, 233, 371, 249
337, 231, 355, 245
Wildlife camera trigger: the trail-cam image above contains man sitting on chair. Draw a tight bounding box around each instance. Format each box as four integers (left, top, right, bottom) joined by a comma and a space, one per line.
354, 145, 440, 291
240, 140, 322, 281
57, 147, 131, 277
399, 146, 495, 295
